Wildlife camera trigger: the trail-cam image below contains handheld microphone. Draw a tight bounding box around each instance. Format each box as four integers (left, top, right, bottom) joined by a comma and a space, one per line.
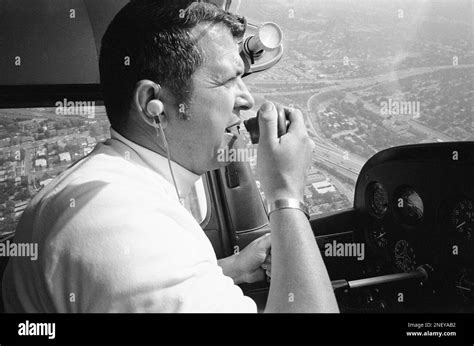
243, 106, 290, 144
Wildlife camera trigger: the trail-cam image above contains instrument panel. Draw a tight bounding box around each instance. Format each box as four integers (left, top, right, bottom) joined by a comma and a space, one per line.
354, 142, 474, 311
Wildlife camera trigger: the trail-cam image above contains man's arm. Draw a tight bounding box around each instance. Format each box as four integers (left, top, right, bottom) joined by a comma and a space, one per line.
218, 255, 244, 284
257, 102, 339, 313
266, 209, 338, 312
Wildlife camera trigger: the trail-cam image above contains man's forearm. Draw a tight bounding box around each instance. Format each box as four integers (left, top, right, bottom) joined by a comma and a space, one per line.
218, 255, 245, 284
265, 209, 339, 313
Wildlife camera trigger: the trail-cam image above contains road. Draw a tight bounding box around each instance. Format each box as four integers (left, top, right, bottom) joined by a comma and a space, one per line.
303, 64, 473, 181
307, 64, 474, 111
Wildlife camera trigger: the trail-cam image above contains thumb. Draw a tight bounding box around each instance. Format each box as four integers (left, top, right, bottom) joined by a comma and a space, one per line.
258, 102, 278, 144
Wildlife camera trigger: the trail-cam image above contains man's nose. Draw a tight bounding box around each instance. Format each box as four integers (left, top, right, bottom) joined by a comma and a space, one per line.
235, 81, 255, 111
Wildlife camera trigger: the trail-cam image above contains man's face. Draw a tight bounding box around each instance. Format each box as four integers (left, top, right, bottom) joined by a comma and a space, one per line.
166, 23, 254, 174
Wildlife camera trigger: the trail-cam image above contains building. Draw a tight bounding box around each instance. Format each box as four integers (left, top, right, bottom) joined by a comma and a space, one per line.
307, 169, 327, 184
36, 147, 47, 157
59, 152, 72, 163
34, 158, 47, 168
86, 136, 97, 146
18, 119, 40, 132
312, 180, 336, 194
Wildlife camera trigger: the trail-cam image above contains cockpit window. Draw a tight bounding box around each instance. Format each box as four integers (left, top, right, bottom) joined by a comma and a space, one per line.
237, 0, 473, 216
0, 106, 208, 237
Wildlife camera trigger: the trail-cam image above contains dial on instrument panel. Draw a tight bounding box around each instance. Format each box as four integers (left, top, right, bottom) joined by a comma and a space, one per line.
455, 269, 474, 303
367, 182, 389, 218
451, 199, 473, 241
394, 186, 424, 226
371, 226, 388, 250
366, 224, 389, 253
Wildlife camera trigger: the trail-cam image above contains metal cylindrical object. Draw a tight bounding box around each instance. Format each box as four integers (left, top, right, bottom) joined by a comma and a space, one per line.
246, 22, 282, 53
348, 269, 428, 289
243, 107, 289, 144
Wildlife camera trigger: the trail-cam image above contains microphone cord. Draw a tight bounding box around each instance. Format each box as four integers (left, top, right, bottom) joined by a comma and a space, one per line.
154, 125, 183, 206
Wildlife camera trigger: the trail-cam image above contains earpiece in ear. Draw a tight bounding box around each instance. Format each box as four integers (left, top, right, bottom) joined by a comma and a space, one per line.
146, 99, 164, 117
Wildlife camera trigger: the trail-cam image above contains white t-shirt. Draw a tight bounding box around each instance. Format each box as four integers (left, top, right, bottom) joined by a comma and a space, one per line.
2, 128, 257, 313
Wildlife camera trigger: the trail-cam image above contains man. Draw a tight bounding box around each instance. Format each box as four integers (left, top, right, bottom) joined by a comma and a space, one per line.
2, 0, 338, 313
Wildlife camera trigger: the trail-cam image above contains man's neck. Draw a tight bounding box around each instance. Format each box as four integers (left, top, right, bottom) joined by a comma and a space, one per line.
118, 124, 167, 159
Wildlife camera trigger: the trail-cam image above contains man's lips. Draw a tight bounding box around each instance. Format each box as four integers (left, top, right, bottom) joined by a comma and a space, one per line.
226, 121, 242, 135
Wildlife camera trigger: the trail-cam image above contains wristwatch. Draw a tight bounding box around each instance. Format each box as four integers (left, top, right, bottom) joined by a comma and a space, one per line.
267, 198, 310, 220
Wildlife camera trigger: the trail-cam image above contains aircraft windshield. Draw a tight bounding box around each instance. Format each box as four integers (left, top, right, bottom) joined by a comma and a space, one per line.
235, 0, 473, 216
0, 0, 472, 235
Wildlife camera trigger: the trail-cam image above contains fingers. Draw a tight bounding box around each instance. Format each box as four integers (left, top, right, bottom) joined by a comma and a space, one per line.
259, 234, 272, 280
261, 263, 271, 279
257, 102, 278, 144
245, 268, 266, 284
261, 253, 271, 279
275, 104, 288, 138
285, 107, 306, 137
261, 261, 271, 271
257, 233, 271, 254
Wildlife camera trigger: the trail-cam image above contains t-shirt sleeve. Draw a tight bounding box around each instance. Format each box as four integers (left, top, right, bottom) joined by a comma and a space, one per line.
43, 184, 257, 313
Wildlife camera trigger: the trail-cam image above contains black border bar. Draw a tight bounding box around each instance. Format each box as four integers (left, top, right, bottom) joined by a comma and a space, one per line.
0, 313, 473, 345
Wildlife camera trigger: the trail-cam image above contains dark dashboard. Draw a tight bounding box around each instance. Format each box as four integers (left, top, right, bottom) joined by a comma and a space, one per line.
324, 141, 474, 313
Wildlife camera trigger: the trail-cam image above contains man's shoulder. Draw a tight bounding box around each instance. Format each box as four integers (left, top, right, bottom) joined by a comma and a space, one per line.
24, 148, 176, 236
38, 147, 167, 205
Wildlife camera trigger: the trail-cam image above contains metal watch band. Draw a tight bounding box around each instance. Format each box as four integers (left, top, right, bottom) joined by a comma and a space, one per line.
267, 198, 310, 220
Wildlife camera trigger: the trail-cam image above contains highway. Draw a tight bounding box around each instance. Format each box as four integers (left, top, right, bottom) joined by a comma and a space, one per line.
302, 64, 474, 182
250, 63, 474, 191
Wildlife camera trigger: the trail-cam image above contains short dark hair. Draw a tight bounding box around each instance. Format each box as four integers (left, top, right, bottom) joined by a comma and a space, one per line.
99, 0, 246, 129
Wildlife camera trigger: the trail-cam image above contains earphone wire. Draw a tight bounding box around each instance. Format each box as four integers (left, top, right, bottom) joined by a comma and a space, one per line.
154, 124, 184, 206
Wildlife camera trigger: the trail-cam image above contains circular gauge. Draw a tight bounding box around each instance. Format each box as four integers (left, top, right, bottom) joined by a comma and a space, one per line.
394, 240, 416, 272
455, 269, 474, 302
451, 199, 473, 241
370, 225, 388, 250
394, 186, 424, 226
367, 182, 389, 218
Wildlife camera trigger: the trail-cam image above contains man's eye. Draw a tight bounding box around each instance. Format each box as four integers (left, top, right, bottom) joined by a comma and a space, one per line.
223, 79, 235, 87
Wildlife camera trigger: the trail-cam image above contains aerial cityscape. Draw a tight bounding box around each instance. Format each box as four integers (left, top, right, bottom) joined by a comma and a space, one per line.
240, 0, 473, 216
1, 0, 472, 235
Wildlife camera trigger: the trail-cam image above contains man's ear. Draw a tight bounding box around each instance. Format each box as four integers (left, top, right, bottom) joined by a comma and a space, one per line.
132, 80, 169, 129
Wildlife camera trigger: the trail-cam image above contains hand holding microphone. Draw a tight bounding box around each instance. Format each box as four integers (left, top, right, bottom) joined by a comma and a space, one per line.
243, 103, 289, 145
254, 102, 315, 204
